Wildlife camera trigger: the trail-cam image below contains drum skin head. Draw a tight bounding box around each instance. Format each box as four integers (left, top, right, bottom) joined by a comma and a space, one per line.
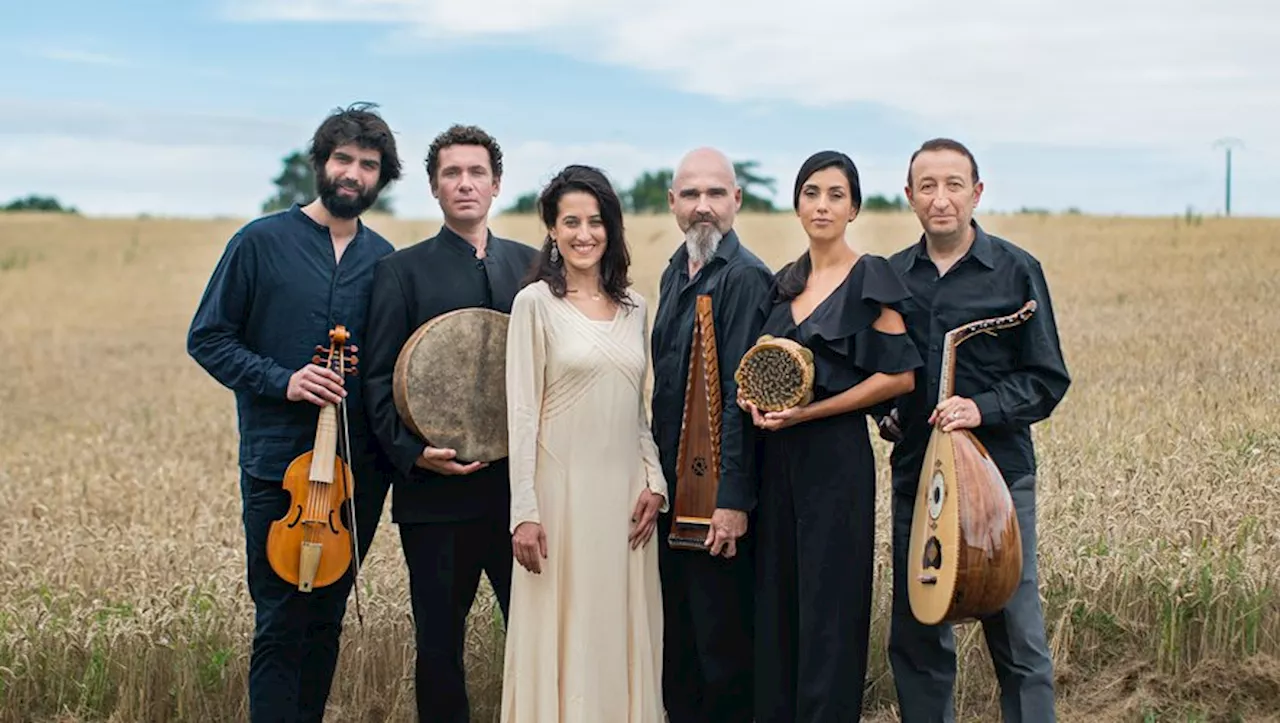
393, 308, 510, 463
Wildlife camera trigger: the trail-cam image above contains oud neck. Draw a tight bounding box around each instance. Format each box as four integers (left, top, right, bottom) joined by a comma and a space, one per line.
309, 403, 338, 483
938, 332, 957, 405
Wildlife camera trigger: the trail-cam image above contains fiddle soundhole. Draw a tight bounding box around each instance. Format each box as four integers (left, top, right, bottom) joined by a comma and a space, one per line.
927, 470, 945, 520
287, 505, 302, 528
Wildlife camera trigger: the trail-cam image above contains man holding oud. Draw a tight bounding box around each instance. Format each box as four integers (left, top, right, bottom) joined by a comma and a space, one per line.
880, 138, 1072, 722
649, 147, 773, 723
187, 103, 402, 722
361, 124, 537, 723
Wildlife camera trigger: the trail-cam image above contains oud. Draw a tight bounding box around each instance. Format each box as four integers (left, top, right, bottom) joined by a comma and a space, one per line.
266, 325, 361, 594
907, 300, 1036, 626
668, 294, 722, 551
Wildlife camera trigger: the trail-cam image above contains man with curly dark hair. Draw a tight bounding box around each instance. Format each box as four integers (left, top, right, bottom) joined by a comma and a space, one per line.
363, 123, 537, 723
188, 102, 402, 722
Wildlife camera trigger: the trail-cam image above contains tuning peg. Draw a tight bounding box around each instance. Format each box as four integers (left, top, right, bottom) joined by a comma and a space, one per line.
312, 354, 323, 365
346, 355, 358, 367
346, 368, 359, 377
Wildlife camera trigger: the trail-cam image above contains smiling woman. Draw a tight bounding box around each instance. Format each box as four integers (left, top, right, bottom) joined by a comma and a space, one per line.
501, 164, 668, 722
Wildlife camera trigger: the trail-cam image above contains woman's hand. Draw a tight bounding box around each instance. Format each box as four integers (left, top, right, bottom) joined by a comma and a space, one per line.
629, 489, 664, 550
758, 405, 808, 431
512, 522, 547, 574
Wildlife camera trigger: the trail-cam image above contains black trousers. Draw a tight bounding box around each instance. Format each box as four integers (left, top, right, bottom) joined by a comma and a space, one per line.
399, 514, 513, 723
657, 511, 755, 723
239, 442, 392, 723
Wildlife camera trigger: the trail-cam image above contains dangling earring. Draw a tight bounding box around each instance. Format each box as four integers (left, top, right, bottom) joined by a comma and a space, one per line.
549, 242, 560, 264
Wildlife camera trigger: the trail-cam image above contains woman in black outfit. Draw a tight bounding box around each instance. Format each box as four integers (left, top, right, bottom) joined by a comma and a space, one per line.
743, 151, 922, 722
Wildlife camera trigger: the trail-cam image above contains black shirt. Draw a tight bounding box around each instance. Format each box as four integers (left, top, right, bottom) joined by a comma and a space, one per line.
886, 221, 1071, 491
362, 224, 538, 523
187, 204, 394, 481
650, 229, 774, 512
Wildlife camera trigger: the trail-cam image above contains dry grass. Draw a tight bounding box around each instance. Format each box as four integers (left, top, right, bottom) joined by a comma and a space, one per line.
0, 210, 1276, 722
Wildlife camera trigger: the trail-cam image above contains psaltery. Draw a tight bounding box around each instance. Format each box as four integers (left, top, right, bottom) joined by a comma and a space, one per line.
393, 308, 511, 464
907, 300, 1037, 626
668, 294, 723, 551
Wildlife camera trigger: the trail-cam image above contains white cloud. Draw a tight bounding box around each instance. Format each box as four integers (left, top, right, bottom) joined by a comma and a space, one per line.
0, 134, 280, 217
225, 0, 1279, 151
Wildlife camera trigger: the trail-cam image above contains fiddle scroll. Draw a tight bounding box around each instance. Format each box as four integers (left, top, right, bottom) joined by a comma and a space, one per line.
267, 325, 360, 594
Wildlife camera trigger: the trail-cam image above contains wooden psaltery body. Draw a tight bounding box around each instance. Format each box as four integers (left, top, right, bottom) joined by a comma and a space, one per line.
906, 300, 1036, 626
668, 294, 722, 551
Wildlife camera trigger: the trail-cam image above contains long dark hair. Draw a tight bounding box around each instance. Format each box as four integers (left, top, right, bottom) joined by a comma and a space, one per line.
524, 164, 635, 309
775, 150, 863, 301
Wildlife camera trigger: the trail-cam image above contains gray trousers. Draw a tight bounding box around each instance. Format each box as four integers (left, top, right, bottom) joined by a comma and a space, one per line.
888, 472, 1056, 723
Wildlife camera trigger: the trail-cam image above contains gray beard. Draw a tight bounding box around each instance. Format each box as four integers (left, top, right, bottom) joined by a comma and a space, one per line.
685, 224, 723, 267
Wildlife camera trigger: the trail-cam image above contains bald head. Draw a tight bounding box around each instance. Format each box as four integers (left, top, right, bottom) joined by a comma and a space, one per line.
669, 146, 741, 230
673, 147, 736, 188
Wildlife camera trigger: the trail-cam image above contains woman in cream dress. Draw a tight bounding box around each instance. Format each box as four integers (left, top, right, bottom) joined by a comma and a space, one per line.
501, 164, 669, 723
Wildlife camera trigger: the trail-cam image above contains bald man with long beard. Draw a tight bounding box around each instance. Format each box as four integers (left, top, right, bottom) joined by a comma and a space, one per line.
649, 147, 773, 723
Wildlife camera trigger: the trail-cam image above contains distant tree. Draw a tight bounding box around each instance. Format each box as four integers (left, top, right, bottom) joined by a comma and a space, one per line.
862, 193, 906, 212
733, 160, 777, 212
620, 160, 778, 214
625, 169, 674, 213
2, 194, 77, 213
261, 149, 394, 215
505, 191, 539, 214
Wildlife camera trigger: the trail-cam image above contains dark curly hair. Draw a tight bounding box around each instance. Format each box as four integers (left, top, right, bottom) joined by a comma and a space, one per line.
424, 124, 504, 186
524, 165, 634, 309
307, 102, 402, 191
776, 150, 863, 301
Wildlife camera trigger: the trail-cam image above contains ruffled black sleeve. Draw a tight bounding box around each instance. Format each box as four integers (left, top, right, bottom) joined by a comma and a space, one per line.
796, 256, 923, 404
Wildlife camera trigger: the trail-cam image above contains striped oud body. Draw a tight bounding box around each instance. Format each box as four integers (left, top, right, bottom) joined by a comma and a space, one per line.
907, 300, 1036, 625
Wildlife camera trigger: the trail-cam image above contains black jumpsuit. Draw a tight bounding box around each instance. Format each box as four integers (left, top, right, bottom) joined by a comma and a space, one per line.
753, 255, 923, 723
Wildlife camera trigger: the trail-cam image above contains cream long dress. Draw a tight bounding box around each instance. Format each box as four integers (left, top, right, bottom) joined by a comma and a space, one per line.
500, 280, 669, 723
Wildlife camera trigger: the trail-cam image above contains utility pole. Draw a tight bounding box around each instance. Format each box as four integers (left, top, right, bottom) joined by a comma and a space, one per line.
1213, 138, 1244, 216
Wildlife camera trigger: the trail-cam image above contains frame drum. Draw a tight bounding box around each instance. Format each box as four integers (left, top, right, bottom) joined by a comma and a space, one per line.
392, 307, 510, 463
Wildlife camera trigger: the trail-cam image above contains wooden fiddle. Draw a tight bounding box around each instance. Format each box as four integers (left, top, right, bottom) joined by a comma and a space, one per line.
668, 294, 723, 551
907, 300, 1036, 626
267, 325, 360, 594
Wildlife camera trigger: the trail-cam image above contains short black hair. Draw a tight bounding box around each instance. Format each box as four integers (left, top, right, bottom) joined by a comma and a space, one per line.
307, 102, 402, 190
907, 138, 979, 188
424, 124, 504, 185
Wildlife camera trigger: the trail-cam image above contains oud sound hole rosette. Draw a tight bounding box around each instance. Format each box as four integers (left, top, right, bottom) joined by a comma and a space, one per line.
928, 471, 945, 520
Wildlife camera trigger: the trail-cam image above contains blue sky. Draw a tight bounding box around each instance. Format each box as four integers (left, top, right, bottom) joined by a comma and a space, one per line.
6, 0, 1277, 218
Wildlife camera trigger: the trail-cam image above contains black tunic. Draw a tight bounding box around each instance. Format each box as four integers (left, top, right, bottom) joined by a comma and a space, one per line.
752, 254, 923, 723
362, 225, 538, 525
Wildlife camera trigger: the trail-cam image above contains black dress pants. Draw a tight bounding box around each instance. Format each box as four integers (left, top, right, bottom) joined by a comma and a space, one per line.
657, 511, 756, 723
399, 515, 514, 722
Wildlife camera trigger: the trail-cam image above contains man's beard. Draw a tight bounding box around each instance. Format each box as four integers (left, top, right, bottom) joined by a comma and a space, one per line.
685, 220, 723, 267
317, 173, 380, 219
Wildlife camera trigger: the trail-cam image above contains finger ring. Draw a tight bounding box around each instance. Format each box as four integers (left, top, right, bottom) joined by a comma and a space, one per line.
950, 411, 959, 419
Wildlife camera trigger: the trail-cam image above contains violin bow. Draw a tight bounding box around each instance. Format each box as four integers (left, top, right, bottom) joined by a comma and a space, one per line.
337, 342, 364, 629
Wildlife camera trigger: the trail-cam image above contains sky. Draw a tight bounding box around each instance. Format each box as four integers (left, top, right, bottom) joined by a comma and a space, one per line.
6, 0, 1278, 219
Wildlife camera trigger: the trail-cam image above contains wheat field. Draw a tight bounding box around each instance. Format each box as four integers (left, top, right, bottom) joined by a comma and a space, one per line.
0, 209, 1277, 722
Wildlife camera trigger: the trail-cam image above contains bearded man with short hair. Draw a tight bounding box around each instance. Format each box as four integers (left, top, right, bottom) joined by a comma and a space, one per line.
648, 146, 774, 723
